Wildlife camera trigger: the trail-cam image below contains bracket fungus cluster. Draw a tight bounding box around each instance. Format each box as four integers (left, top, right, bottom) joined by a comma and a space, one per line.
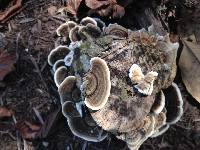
48, 17, 184, 150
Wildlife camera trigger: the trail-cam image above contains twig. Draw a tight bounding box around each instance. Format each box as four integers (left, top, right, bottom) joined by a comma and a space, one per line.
40, 62, 47, 73
52, 16, 66, 22
29, 55, 48, 90
16, 32, 21, 61
0, 0, 24, 23
23, 139, 28, 150
12, 115, 22, 150
33, 107, 45, 125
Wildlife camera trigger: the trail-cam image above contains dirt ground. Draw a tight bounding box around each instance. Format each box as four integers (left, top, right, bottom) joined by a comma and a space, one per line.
0, 0, 200, 150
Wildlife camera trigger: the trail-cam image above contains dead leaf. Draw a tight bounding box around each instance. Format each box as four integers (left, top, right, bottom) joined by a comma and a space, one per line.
0, 50, 16, 81
85, 0, 110, 9
0, 0, 22, 23
65, 0, 126, 18
47, 6, 57, 16
92, 5, 113, 17
112, 4, 125, 18
66, 0, 83, 15
16, 121, 41, 139
179, 35, 200, 103
0, 106, 13, 118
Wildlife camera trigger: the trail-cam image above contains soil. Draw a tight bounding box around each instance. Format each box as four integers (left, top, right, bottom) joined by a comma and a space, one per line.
0, 0, 200, 150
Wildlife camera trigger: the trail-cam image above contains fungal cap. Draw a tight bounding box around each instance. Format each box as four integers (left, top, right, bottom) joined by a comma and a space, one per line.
67, 21, 77, 30
134, 71, 158, 95
151, 124, 169, 138
62, 101, 81, 119
54, 66, 69, 87
78, 23, 101, 40
48, 46, 70, 66
166, 82, 183, 124
53, 59, 65, 72
151, 90, 165, 114
80, 17, 97, 26
69, 26, 81, 42
58, 76, 76, 104
103, 23, 128, 38
127, 115, 155, 150
129, 64, 144, 84
93, 18, 106, 30
67, 117, 108, 142
83, 57, 111, 110
56, 21, 77, 36
56, 23, 68, 36
155, 111, 167, 129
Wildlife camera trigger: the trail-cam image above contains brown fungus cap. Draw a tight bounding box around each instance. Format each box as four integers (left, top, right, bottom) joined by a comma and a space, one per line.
80, 17, 97, 26
134, 71, 158, 96
151, 110, 167, 138
164, 82, 183, 124
58, 76, 76, 104
151, 90, 165, 115
129, 64, 144, 84
69, 26, 82, 42
48, 46, 70, 66
62, 101, 108, 142
126, 115, 155, 150
56, 21, 77, 37
151, 124, 169, 138
93, 18, 106, 30
103, 23, 128, 38
54, 66, 69, 87
78, 23, 102, 40
67, 116, 108, 142
82, 57, 111, 110
53, 59, 65, 72
62, 101, 81, 118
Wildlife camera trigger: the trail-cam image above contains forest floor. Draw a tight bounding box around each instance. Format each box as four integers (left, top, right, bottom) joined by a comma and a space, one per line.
0, 0, 200, 150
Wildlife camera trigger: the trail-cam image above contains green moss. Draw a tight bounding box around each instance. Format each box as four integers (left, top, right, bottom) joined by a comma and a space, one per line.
96, 36, 113, 46
117, 79, 129, 101
79, 41, 91, 54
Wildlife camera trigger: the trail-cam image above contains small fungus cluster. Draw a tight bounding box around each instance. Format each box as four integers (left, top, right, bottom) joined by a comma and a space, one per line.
48, 17, 183, 150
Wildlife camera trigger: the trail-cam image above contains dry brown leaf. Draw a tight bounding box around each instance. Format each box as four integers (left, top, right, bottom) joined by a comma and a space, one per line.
85, 0, 110, 9
0, 50, 16, 81
112, 4, 125, 18
179, 35, 200, 103
64, 0, 127, 18
47, 6, 57, 16
66, 0, 82, 16
0, 0, 22, 23
16, 121, 41, 139
0, 106, 13, 118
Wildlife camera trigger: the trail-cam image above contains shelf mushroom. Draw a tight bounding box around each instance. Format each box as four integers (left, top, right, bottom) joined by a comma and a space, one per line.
54, 66, 69, 87
165, 82, 183, 124
80, 17, 97, 26
58, 76, 77, 104
47, 17, 184, 150
56, 21, 77, 37
81, 57, 111, 110
48, 46, 70, 66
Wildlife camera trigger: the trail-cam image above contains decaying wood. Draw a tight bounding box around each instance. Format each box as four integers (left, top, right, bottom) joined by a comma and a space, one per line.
0, 0, 23, 23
